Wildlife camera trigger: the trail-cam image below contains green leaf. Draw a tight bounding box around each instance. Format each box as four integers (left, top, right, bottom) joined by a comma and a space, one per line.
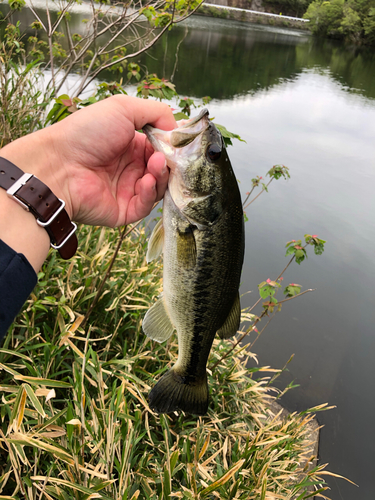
173, 112, 190, 121
14, 375, 71, 388
170, 449, 179, 475
31, 476, 115, 498
0, 349, 32, 362
284, 284, 301, 297
215, 123, 245, 146
23, 384, 46, 418
9, 435, 74, 464
267, 164, 290, 180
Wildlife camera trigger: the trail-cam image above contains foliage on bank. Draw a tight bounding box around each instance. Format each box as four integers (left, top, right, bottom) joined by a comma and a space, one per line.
0, 23, 49, 147
304, 0, 375, 43
0, 0, 204, 99
261, 0, 375, 44
0, 223, 337, 499
202, 0, 375, 44
261, 0, 312, 18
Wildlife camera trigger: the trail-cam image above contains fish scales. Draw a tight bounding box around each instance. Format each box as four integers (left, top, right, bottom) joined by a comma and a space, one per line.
142, 110, 244, 415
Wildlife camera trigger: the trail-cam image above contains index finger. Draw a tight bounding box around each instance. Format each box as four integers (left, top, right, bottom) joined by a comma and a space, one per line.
115, 95, 177, 131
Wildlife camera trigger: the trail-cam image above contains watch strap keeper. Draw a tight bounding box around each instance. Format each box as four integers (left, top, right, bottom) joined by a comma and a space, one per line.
0, 156, 78, 260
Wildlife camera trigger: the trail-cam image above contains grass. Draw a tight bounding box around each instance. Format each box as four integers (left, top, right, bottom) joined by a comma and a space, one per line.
0, 223, 338, 499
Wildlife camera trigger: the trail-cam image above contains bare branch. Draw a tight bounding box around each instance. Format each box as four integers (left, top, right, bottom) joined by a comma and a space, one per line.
51, 0, 75, 36
98, 27, 154, 58
63, 13, 74, 62
277, 288, 315, 304
27, 2, 47, 32
97, 11, 144, 57
45, 6, 55, 88
80, 21, 173, 93
27, 0, 205, 97
174, 0, 205, 22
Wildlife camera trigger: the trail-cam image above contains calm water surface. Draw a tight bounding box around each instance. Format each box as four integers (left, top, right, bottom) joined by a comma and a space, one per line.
143, 17, 375, 499
2, 7, 375, 497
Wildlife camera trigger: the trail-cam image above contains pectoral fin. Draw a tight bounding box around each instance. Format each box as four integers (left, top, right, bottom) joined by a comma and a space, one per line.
142, 296, 175, 343
183, 195, 221, 227
217, 293, 241, 339
177, 227, 197, 268
146, 218, 164, 263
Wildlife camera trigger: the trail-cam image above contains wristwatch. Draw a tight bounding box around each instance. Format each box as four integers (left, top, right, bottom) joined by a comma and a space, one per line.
0, 156, 78, 259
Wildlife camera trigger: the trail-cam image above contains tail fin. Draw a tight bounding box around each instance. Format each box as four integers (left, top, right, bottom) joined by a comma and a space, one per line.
148, 369, 208, 415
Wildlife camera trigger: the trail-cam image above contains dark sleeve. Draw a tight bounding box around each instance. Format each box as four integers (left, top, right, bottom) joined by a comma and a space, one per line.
0, 239, 37, 341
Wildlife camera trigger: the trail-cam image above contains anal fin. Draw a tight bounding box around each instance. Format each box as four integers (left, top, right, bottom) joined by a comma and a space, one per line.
217, 292, 241, 339
142, 296, 174, 343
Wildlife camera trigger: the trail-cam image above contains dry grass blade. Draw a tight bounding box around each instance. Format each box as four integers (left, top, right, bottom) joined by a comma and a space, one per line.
200, 459, 245, 496
7, 433, 74, 464
0, 225, 342, 499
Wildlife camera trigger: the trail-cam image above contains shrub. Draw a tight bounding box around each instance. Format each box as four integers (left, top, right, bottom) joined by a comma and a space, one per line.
0, 23, 51, 147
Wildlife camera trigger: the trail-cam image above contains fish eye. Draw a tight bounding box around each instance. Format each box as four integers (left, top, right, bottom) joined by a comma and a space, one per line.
206, 144, 222, 161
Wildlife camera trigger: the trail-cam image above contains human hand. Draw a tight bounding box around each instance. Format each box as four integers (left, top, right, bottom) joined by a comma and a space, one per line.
2, 95, 176, 227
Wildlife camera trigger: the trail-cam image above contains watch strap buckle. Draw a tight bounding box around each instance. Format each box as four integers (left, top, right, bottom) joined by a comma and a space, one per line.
1, 158, 78, 260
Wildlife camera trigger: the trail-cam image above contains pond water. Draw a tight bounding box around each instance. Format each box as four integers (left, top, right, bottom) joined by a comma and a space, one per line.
151, 18, 375, 499
2, 6, 375, 497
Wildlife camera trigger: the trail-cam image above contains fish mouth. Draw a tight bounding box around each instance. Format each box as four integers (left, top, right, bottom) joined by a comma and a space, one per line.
143, 109, 210, 169
174, 108, 209, 130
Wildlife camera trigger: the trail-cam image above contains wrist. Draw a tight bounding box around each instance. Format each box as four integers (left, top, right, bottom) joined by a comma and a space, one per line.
0, 131, 78, 268
0, 186, 51, 272
0, 128, 73, 220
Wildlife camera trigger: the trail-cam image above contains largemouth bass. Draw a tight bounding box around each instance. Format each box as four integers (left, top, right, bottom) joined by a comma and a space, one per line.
143, 109, 244, 415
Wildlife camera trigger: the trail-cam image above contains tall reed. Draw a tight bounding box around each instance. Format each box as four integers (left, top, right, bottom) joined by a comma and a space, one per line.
0, 224, 340, 499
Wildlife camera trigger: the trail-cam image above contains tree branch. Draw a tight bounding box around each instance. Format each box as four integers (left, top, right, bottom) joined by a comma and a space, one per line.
27, 1, 47, 32
243, 178, 273, 210
51, 0, 75, 36
45, 6, 55, 89
80, 21, 172, 93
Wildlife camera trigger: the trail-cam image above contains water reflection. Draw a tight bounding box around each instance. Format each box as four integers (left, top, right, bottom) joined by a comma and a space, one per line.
2, 4, 375, 101
140, 16, 375, 101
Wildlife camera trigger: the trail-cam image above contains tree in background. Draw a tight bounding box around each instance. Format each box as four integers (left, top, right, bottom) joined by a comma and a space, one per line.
1, 0, 203, 98
0, 22, 49, 146
261, 0, 311, 18
304, 0, 375, 43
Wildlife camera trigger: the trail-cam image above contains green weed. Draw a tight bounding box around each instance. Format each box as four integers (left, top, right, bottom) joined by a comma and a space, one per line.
0, 224, 339, 499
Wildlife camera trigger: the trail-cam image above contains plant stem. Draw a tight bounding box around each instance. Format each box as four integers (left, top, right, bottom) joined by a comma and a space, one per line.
46, 7, 55, 89
243, 178, 273, 210
81, 224, 130, 328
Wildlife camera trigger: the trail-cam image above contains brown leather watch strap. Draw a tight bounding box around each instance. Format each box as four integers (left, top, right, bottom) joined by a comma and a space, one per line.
0, 156, 78, 260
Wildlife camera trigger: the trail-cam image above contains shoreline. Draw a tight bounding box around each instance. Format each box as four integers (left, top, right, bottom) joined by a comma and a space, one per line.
0, 0, 310, 31
197, 1, 310, 30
